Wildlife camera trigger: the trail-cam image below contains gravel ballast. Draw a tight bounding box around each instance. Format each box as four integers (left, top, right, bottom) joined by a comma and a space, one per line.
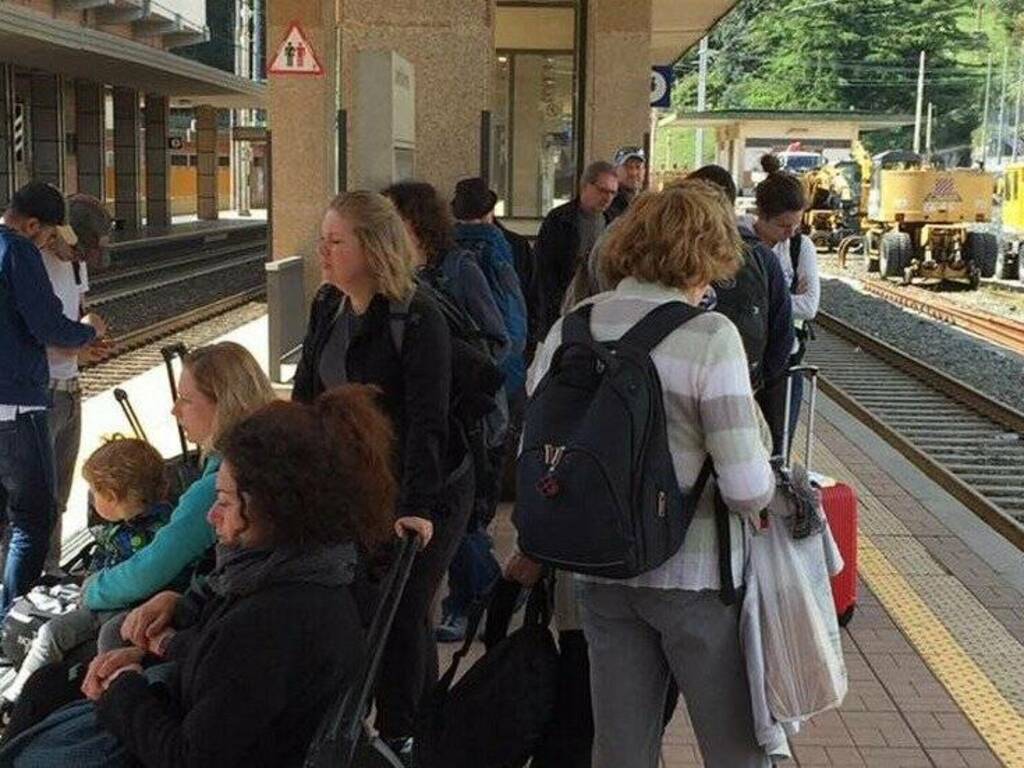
818, 278, 1024, 414
99, 261, 265, 336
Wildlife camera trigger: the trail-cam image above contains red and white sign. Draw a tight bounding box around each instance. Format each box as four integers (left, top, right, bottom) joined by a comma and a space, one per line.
268, 22, 324, 76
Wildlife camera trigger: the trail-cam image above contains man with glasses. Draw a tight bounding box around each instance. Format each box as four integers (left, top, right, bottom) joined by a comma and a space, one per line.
0, 182, 106, 614
41, 194, 113, 574
534, 161, 618, 337
607, 146, 646, 222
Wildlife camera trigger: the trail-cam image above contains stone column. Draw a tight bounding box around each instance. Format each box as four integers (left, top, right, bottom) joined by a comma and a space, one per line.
144, 94, 171, 227
511, 55, 543, 217
0, 65, 12, 209
113, 86, 141, 231
268, 0, 337, 288
29, 72, 63, 187
75, 81, 105, 201
195, 104, 219, 221
583, 0, 652, 166
339, 1, 494, 200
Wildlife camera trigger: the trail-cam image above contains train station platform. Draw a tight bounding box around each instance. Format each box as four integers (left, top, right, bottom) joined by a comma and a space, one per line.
108, 216, 266, 254
67, 312, 1024, 768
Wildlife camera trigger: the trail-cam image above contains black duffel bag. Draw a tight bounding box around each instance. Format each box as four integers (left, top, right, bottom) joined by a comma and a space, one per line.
416, 580, 558, 768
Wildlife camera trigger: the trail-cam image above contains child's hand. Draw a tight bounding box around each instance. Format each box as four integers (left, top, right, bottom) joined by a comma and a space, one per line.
82, 646, 145, 700
147, 628, 176, 657
121, 590, 180, 650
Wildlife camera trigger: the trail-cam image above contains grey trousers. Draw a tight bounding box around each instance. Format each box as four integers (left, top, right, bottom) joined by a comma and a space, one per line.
579, 582, 770, 768
4, 605, 113, 702
45, 389, 81, 572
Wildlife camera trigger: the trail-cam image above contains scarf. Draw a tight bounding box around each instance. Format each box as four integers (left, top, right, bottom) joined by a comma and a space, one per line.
205, 540, 358, 598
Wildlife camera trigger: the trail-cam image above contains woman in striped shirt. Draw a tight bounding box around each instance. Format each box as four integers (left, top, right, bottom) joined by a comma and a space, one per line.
518, 180, 775, 768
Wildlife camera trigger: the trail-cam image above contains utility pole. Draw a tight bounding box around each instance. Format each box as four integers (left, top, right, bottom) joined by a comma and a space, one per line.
997, 45, 1009, 167
695, 36, 709, 166
981, 53, 993, 166
926, 102, 934, 156
913, 51, 926, 154
1014, 51, 1023, 163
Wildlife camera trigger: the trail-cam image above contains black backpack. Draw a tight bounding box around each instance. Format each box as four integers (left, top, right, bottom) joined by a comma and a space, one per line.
416, 582, 559, 768
715, 230, 772, 391
389, 277, 503, 423
514, 301, 713, 579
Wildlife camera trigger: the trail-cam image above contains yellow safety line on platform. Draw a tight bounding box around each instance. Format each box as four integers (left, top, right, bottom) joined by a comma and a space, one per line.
859, 537, 1024, 767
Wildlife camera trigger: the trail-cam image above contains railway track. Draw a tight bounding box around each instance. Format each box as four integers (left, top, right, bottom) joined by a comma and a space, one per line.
806, 312, 1024, 551
81, 287, 266, 394
859, 278, 1024, 356
89, 245, 265, 307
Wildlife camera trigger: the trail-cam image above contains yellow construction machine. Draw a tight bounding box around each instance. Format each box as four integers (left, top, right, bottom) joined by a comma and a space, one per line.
857, 151, 996, 288
997, 163, 1024, 280
801, 161, 862, 251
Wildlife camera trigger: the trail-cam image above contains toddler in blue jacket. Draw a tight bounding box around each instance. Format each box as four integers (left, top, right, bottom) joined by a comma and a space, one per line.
1, 437, 171, 708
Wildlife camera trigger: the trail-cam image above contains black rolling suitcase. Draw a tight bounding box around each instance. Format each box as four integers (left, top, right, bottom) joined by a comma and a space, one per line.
304, 535, 420, 768
101, 343, 201, 522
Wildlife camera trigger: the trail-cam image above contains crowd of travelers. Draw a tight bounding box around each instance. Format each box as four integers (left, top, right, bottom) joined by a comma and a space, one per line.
0, 141, 822, 767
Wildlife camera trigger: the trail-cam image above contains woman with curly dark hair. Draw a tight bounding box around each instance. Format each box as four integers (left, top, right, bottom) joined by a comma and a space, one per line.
0, 384, 429, 768
382, 180, 509, 361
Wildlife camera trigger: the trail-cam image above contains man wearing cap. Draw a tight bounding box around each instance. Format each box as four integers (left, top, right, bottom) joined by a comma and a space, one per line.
534, 160, 618, 337
0, 182, 106, 613
41, 194, 112, 574
606, 146, 647, 222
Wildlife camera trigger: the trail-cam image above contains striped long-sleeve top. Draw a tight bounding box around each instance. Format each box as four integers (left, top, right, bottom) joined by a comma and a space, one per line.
528, 277, 775, 591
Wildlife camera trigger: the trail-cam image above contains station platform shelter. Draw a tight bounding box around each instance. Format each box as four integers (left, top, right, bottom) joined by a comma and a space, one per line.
55, 308, 1024, 768
0, 0, 265, 233
658, 109, 916, 194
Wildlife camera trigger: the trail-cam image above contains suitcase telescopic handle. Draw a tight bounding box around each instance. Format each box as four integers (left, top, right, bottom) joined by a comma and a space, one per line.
782, 365, 819, 470
160, 343, 195, 469
304, 533, 421, 768
113, 388, 149, 442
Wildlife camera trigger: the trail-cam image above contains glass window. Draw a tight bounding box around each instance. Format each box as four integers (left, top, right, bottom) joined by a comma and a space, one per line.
493, 52, 576, 218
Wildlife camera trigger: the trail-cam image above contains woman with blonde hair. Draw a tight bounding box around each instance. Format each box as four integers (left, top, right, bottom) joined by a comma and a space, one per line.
79, 342, 277, 618
511, 180, 775, 768
293, 190, 469, 763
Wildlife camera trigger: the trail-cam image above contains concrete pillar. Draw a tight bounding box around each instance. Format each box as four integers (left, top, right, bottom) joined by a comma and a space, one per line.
268, 0, 335, 272
340, 2, 493, 199
583, 0, 652, 166
0, 65, 12, 209
29, 72, 63, 187
269, 0, 494, 290
75, 81, 105, 200
113, 87, 140, 231
195, 104, 219, 221
511, 56, 543, 217
144, 94, 171, 227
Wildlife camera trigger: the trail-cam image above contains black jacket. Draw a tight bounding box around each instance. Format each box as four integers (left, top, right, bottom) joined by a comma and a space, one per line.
96, 581, 365, 768
534, 199, 589, 338
605, 187, 636, 222
292, 284, 452, 519
495, 220, 540, 358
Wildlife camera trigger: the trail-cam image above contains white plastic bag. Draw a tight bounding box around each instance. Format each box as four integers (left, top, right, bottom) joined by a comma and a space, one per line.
750, 489, 848, 723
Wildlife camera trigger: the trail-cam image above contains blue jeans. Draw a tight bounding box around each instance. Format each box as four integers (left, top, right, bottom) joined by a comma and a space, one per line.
441, 525, 501, 619
0, 411, 57, 615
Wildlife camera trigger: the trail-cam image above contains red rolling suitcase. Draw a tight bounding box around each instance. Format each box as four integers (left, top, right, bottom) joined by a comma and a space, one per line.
785, 365, 859, 626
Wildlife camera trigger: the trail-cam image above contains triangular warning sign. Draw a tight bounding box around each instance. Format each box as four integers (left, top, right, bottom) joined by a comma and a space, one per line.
269, 22, 324, 76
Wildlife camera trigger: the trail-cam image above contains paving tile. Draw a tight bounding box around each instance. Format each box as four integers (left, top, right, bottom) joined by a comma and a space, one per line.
449, 407, 1020, 766
856, 746, 934, 766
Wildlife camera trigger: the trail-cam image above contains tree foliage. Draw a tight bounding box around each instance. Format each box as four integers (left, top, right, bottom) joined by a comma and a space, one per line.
673, 0, 1006, 154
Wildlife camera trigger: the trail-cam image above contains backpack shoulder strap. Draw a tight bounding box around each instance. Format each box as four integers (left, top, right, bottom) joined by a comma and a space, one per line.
789, 235, 801, 292
561, 302, 595, 345
388, 293, 416, 357
619, 301, 704, 354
